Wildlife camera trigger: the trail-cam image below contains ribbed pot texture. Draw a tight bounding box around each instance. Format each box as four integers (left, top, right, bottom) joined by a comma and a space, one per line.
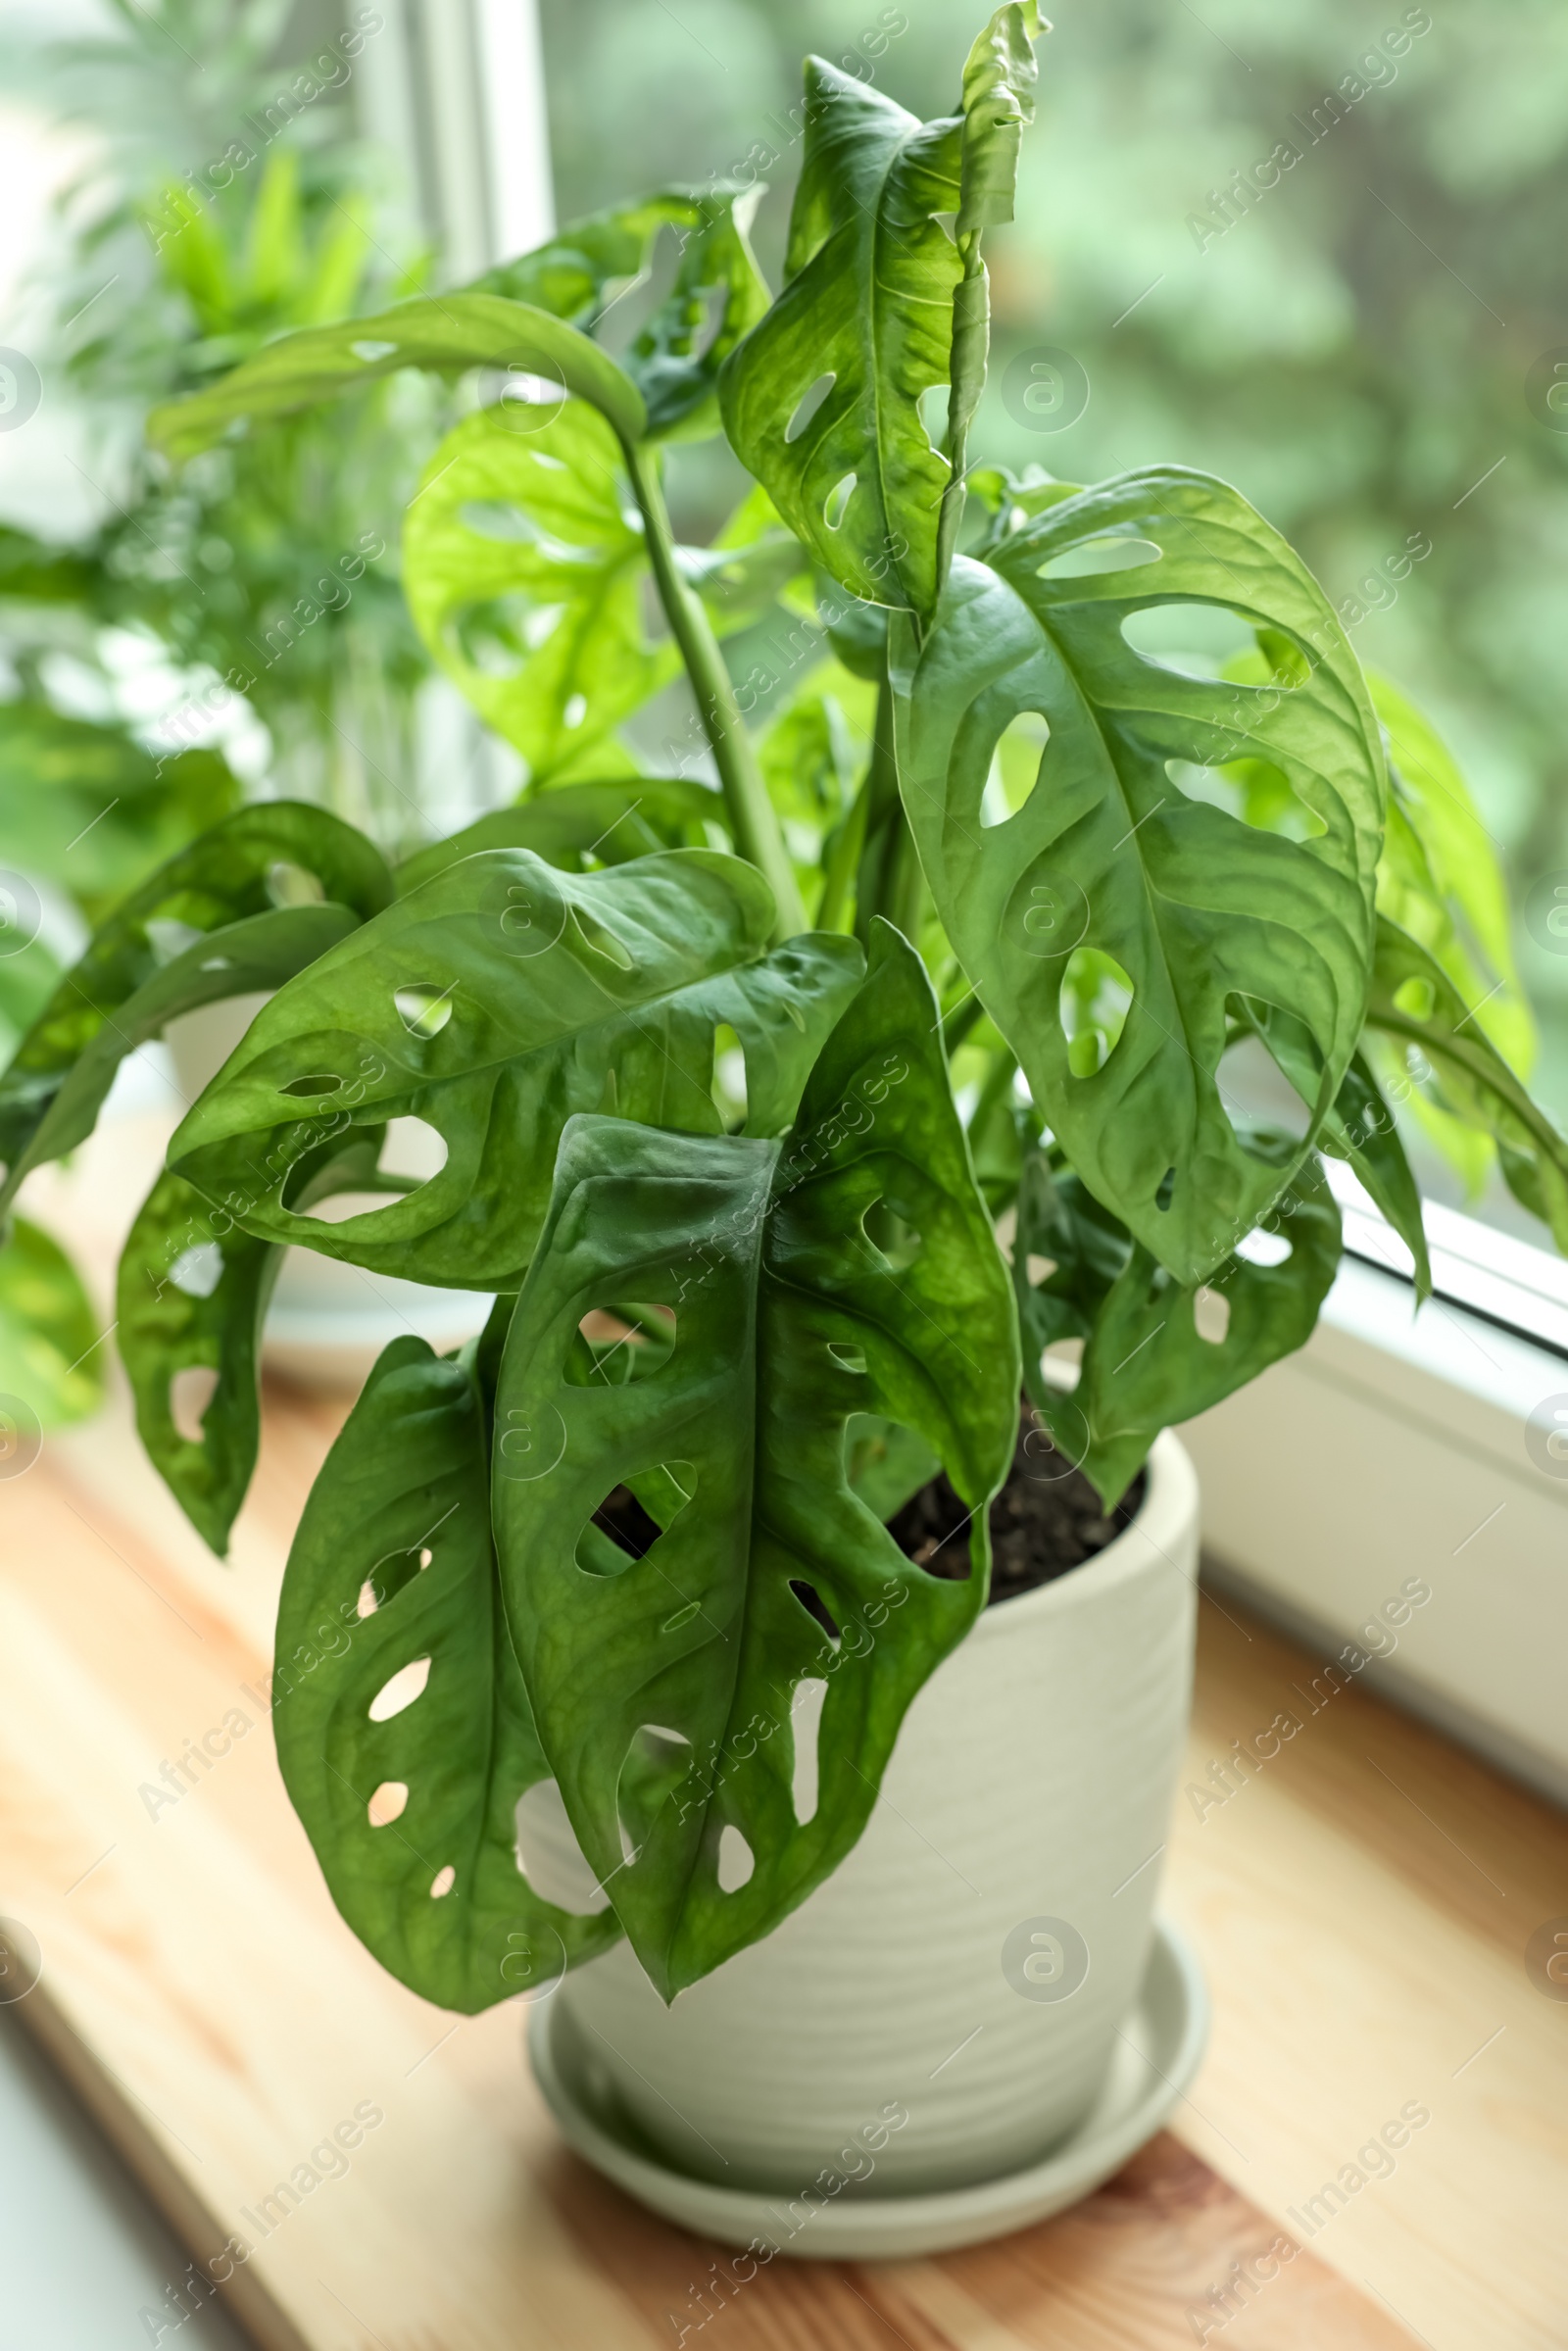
550, 1429, 1200, 2196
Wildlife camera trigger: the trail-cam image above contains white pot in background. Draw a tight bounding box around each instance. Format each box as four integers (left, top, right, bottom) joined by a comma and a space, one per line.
548, 1429, 1200, 2199
164, 996, 487, 1389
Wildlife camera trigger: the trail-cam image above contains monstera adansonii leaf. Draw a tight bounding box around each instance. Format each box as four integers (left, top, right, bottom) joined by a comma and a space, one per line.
401, 401, 805, 781
1013, 1136, 1342, 1505
118, 1135, 404, 1556
394, 780, 722, 895
1366, 916, 1568, 1254
148, 292, 646, 461
491, 923, 1019, 1997
469, 183, 769, 439
892, 467, 1386, 1287
718, 5, 1039, 614
272, 1315, 623, 2012
0, 805, 391, 1216
169, 849, 865, 1292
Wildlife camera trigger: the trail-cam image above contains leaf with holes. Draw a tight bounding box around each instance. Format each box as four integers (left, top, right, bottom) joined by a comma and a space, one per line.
273, 1330, 622, 2012
939, 3, 1041, 580
0, 1216, 104, 1430
891, 467, 1386, 1286
468, 183, 768, 438
148, 292, 646, 462
1242, 1006, 1431, 1298
395, 780, 723, 896
403, 401, 804, 781
1017, 1139, 1342, 1506
1366, 917, 1568, 1253
118, 1135, 404, 1555
0, 806, 391, 1216
718, 63, 966, 612
169, 849, 864, 1291
492, 922, 1018, 1996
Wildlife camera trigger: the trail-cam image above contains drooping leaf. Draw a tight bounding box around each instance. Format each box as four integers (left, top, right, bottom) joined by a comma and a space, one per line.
718, 63, 967, 613
0, 700, 243, 921
169, 849, 863, 1290
622, 187, 771, 439
117, 1134, 402, 1556
395, 780, 723, 896
273, 1329, 622, 2013
1014, 1141, 1342, 1505
1244, 1005, 1431, 1298
402, 401, 803, 780
148, 292, 646, 462
493, 923, 1019, 1996
469, 183, 769, 434
0, 805, 391, 1214
1366, 916, 1568, 1252
0, 1216, 105, 1430
892, 467, 1385, 1285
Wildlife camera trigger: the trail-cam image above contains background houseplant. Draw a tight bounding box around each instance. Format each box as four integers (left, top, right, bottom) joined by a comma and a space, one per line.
0, 0, 449, 1436
3, 0, 1565, 2193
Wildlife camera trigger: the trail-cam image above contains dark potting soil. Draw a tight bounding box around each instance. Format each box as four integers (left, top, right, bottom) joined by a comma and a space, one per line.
887, 1397, 1145, 1604
588, 1398, 1143, 1610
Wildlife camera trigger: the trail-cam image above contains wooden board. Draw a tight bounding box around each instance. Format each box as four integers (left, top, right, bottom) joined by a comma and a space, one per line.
3, 1117, 1565, 2348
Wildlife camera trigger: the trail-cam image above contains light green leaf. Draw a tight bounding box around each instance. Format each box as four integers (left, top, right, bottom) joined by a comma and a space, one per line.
719, 64, 966, 613
403, 402, 805, 779
1366, 916, 1568, 1252
0, 805, 391, 1216
0, 1216, 104, 1430
148, 292, 646, 462
893, 467, 1385, 1285
169, 849, 863, 1291
274, 1327, 622, 2014
493, 923, 1019, 1995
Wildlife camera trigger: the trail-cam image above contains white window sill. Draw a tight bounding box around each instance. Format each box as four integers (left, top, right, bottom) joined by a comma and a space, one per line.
1179, 1168, 1568, 1808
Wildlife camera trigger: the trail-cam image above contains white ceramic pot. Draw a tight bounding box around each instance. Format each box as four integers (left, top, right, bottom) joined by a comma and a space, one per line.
549, 1428, 1200, 2197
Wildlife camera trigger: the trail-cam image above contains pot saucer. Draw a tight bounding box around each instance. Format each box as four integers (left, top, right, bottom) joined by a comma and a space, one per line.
527, 1914, 1207, 2260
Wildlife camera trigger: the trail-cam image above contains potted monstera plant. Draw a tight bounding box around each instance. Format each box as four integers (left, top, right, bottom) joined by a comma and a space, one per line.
4, 2, 1564, 2255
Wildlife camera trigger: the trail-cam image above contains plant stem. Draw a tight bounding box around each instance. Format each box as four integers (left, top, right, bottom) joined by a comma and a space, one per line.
621, 437, 807, 945
855, 667, 925, 948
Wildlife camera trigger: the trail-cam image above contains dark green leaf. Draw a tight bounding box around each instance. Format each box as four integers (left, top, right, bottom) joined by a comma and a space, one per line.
0, 1216, 105, 1430
1017, 1141, 1342, 1506
274, 1332, 622, 2013
892, 467, 1385, 1285
0, 805, 391, 1215
493, 923, 1018, 1995
117, 1134, 402, 1556
1246, 1004, 1431, 1298
148, 292, 646, 462
1366, 916, 1568, 1252
623, 188, 771, 439
719, 64, 966, 612
940, 4, 1042, 581
395, 780, 722, 896
169, 849, 862, 1290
